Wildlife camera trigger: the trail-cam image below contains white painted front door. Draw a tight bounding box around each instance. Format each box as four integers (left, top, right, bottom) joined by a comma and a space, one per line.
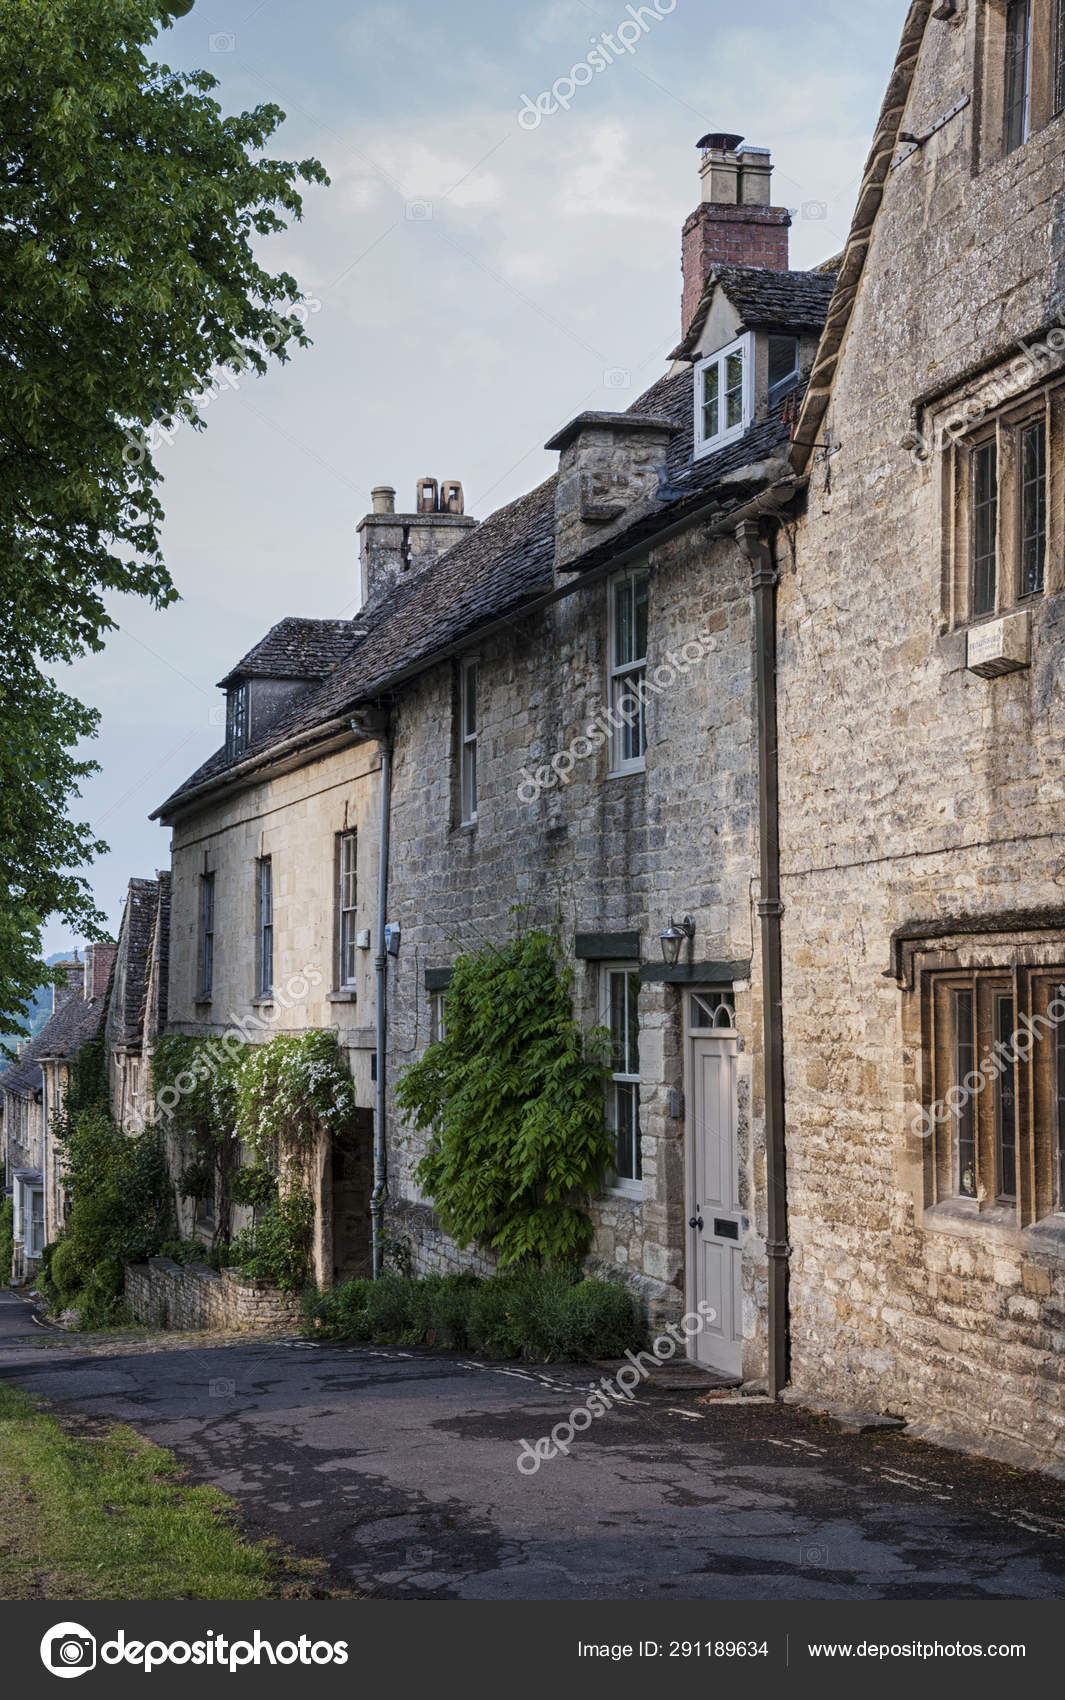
686, 992, 743, 1377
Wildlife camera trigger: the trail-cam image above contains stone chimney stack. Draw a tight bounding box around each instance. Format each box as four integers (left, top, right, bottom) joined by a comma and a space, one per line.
357, 480, 478, 610
50, 956, 82, 1014
681, 133, 791, 338
84, 941, 117, 1000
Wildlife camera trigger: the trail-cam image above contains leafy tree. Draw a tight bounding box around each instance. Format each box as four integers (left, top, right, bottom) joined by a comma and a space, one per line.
0, 0, 327, 1026
396, 927, 614, 1266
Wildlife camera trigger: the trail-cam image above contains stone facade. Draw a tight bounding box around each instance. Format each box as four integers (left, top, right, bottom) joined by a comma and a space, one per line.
125, 1256, 303, 1333
382, 521, 768, 1355
780, 2, 1065, 1473
165, 737, 380, 1286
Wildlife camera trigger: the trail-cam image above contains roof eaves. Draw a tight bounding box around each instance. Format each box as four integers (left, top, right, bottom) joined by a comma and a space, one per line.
152, 715, 359, 823
789, 0, 934, 474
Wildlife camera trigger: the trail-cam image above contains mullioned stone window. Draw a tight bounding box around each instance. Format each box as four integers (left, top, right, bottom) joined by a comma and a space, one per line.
931, 371, 1064, 629
903, 933, 1065, 1234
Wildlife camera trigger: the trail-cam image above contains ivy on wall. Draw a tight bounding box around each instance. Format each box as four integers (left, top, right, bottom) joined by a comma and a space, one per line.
396, 925, 613, 1267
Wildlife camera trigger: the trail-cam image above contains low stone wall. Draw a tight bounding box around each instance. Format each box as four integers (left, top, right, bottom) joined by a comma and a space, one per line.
383, 1199, 497, 1279
124, 1257, 303, 1333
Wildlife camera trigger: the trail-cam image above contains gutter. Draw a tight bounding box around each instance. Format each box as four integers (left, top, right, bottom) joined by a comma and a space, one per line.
151, 715, 358, 824
736, 514, 790, 1400
351, 708, 393, 1280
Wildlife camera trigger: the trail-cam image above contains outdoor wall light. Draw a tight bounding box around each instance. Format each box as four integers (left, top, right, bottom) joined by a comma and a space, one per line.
659, 915, 695, 967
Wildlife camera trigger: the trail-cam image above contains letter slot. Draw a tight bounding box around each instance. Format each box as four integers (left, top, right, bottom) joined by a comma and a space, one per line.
714, 1218, 739, 1241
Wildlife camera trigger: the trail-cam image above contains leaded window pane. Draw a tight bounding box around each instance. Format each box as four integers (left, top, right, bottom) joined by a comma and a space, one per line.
955, 989, 977, 1197
1020, 419, 1046, 597
1005, 0, 1031, 154
1057, 986, 1065, 1209
971, 441, 998, 617
995, 993, 1018, 1201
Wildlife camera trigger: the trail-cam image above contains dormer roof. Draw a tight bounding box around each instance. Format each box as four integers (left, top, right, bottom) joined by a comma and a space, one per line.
217, 618, 365, 689
672, 265, 838, 362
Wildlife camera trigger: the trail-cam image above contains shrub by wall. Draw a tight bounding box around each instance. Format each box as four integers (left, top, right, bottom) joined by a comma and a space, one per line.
304, 1265, 642, 1361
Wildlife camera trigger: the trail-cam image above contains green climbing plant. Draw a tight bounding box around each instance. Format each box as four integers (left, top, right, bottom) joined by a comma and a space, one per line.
232, 1029, 359, 1159
396, 925, 613, 1266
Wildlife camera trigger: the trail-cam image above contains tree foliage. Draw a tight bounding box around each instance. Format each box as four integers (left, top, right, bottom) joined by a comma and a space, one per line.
0, 0, 327, 1026
45, 1040, 172, 1325
396, 927, 614, 1266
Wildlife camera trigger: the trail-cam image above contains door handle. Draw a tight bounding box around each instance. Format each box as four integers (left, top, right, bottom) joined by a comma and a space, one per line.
688, 1214, 704, 1231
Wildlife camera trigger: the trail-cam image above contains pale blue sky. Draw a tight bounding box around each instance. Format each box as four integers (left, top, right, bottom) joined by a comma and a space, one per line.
44, 0, 911, 953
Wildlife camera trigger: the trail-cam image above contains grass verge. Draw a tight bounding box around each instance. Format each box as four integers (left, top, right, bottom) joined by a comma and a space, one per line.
0, 1382, 286, 1599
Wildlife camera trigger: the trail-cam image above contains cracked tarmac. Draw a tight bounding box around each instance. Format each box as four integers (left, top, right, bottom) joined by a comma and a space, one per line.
1, 1289, 1063, 1600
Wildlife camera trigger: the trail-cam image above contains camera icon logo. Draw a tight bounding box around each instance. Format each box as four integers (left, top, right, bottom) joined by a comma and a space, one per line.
209, 32, 236, 52
801, 200, 828, 220
41, 1623, 97, 1679
210, 1377, 236, 1398
798, 1542, 827, 1567
603, 367, 630, 390
405, 199, 433, 221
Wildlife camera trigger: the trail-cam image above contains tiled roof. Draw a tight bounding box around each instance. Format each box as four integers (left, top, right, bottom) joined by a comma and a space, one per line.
0, 990, 105, 1099
672, 265, 839, 360
141, 872, 170, 1038
790, 3, 934, 473
0, 1032, 47, 1099
156, 331, 830, 823
154, 599, 394, 817
34, 989, 106, 1063
109, 878, 162, 1050
217, 617, 365, 689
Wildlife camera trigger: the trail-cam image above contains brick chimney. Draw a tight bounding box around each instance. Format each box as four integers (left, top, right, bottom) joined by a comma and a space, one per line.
681, 133, 791, 339
356, 481, 478, 610
84, 941, 117, 1000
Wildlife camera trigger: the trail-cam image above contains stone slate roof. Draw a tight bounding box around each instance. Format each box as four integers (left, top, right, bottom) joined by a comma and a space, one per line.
141, 871, 170, 1037
155, 598, 393, 817
790, 1, 934, 472
156, 316, 831, 824
672, 265, 839, 361
218, 617, 365, 688
111, 878, 162, 1050
34, 987, 106, 1063
0, 990, 105, 1099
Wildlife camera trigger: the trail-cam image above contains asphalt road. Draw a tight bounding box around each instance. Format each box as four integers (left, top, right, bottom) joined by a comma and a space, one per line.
2, 1288, 1064, 1600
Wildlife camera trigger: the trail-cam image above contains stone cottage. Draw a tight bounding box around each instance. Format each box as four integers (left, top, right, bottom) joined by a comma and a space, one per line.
1, 944, 115, 1281
777, 0, 1065, 1473
152, 559, 465, 1284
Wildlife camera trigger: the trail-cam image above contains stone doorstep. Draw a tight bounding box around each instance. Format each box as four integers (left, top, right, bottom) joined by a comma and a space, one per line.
595, 1357, 741, 1392
781, 1387, 908, 1435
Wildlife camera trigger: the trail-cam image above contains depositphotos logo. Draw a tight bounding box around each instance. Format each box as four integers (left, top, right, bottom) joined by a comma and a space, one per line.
40, 1625, 96, 1679
40, 1624, 350, 1677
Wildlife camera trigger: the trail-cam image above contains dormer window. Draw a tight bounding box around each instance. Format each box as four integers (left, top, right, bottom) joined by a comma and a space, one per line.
767, 335, 801, 410
226, 682, 249, 759
694, 334, 751, 457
